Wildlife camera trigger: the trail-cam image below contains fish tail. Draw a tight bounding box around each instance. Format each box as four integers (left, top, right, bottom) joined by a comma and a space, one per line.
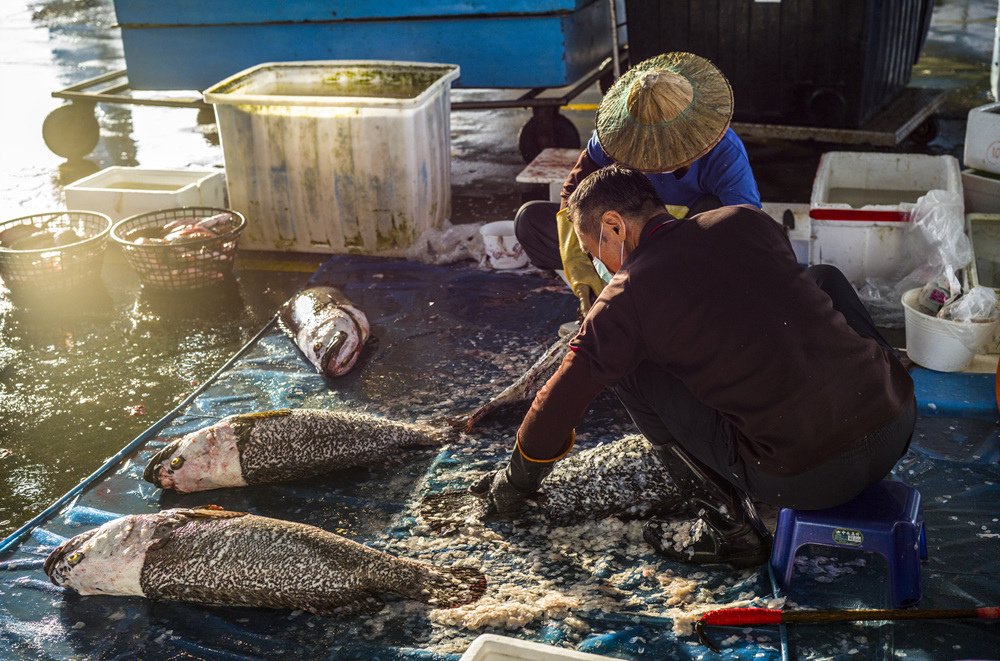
406, 564, 486, 608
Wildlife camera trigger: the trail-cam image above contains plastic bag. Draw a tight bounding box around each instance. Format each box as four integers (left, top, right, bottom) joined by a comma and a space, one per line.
404, 221, 485, 265
939, 286, 999, 322
858, 190, 970, 326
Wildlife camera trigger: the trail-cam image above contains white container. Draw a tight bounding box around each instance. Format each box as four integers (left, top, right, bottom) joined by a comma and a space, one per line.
479, 220, 528, 269
64, 167, 226, 221
761, 201, 811, 265
902, 288, 998, 372
966, 213, 1000, 354
459, 634, 613, 661
203, 60, 460, 254
964, 102, 1000, 175
809, 152, 962, 284
962, 168, 1000, 214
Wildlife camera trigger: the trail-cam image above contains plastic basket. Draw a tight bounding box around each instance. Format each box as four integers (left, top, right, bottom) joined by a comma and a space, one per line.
0, 211, 112, 295
111, 206, 245, 290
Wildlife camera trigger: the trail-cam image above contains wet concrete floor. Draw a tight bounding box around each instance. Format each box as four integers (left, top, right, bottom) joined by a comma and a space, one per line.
0, 0, 995, 538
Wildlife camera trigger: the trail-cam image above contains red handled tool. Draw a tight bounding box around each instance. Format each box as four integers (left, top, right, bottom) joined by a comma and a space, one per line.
696, 606, 1000, 652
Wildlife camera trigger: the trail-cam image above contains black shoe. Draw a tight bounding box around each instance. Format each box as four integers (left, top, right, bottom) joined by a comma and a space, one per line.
643, 509, 771, 570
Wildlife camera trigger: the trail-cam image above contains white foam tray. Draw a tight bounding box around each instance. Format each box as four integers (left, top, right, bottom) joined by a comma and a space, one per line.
459, 635, 613, 661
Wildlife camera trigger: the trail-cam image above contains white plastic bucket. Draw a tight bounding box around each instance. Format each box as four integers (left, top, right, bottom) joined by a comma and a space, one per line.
479, 220, 528, 269
901, 288, 998, 372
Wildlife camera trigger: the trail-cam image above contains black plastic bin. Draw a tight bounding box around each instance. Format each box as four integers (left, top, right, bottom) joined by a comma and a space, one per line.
624, 0, 934, 128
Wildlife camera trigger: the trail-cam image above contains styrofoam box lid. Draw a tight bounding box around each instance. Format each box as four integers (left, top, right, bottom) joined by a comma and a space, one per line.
65, 167, 224, 193
459, 635, 614, 661
203, 61, 460, 110
809, 151, 962, 211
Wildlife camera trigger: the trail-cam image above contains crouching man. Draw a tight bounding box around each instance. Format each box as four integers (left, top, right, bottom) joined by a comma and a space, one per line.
472, 165, 915, 568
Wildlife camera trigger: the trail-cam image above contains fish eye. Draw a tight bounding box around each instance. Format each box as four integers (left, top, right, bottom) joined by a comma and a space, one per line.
67, 551, 83, 566
169, 455, 185, 470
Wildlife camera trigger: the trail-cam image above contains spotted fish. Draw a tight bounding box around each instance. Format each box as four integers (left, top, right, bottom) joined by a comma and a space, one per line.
420, 435, 680, 529
278, 286, 370, 378
44, 506, 486, 615
463, 334, 571, 432
144, 408, 447, 493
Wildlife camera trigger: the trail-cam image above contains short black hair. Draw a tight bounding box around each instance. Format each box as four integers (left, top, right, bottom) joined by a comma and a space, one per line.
567, 165, 664, 238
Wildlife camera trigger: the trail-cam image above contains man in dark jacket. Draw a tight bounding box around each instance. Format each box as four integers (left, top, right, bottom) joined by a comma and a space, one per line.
473, 165, 916, 568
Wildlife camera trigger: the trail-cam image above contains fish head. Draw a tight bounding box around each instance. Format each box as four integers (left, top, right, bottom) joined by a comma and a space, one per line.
44, 514, 158, 596
312, 305, 369, 378
143, 422, 247, 493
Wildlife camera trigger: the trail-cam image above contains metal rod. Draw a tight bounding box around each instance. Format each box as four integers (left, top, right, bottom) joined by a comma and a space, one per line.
609, 0, 621, 78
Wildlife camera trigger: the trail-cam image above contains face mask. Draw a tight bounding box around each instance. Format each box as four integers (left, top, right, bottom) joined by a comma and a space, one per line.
593, 223, 624, 284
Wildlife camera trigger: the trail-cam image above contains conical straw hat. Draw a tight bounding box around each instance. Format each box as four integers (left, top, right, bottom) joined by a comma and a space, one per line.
596, 52, 733, 173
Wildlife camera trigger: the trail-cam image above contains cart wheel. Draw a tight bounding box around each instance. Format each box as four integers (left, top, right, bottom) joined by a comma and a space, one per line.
42, 103, 100, 160
518, 113, 581, 163
909, 117, 938, 145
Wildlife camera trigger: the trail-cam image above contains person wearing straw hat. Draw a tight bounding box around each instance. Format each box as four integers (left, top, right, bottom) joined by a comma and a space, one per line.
474, 166, 915, 568
515, 52, 760, 317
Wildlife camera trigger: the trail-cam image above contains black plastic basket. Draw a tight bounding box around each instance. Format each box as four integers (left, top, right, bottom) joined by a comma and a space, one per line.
0, 211, 112, 295
111, 206, 246, 290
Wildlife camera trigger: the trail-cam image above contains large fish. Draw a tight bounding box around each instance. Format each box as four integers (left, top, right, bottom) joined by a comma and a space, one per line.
44, 506, 485, 615
463, 334, 571, 432
278, 286, 369, 378
420, 435, 680, 529
144, 409, 447, 493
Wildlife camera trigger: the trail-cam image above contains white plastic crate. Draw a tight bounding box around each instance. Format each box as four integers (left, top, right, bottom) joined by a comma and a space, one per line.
962, 168, 1000, 214
64, 167, 226, 221
964, 102, 1000, 175
809, 152, 962, 284
203, 60, 460, 254
459, 635, 614, 661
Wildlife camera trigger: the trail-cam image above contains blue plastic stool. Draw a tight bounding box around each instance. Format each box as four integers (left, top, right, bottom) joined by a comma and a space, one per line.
769, 480, 928, 608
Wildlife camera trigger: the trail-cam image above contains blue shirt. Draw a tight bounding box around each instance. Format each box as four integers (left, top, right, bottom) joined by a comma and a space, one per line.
586, 128, 761, 210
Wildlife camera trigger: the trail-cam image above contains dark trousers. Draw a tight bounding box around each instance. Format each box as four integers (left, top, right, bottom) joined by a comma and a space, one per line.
613, 264, 916, 510
514, 195, 724, 270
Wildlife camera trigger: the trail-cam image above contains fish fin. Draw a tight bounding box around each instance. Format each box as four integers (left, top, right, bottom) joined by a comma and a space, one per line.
230, 409, 294, 423
416, 491, 490, 535
407, 565, 486, 608
309, 592, 385, 617
188, 506, 248, 518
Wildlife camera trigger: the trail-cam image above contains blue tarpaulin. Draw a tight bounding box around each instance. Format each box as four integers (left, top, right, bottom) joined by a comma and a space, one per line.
1, 256, 998, 660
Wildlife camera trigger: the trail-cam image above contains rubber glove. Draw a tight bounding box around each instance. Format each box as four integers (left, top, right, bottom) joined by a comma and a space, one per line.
469, 433, 574, 518
557, 208, 605, 315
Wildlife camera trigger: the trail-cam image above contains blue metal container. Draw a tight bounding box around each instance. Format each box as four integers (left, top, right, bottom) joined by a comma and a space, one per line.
112, 0, 615, 90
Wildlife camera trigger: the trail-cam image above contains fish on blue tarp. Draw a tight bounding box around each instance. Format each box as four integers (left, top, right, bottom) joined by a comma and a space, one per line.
278, 286, 369, 378
144, 408, 448, 493
44, 506, 486, 615
421, 435, 680, 529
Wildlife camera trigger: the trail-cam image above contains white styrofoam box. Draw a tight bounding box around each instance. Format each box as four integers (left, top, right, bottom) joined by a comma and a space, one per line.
964, 102, 1000, 175
962, 168, 1000, 214
761, 201, 811, 265
203, 61, 460, 254
809, 152, 962, 284
64, 167, 226, 221
459, 635, 614, 661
